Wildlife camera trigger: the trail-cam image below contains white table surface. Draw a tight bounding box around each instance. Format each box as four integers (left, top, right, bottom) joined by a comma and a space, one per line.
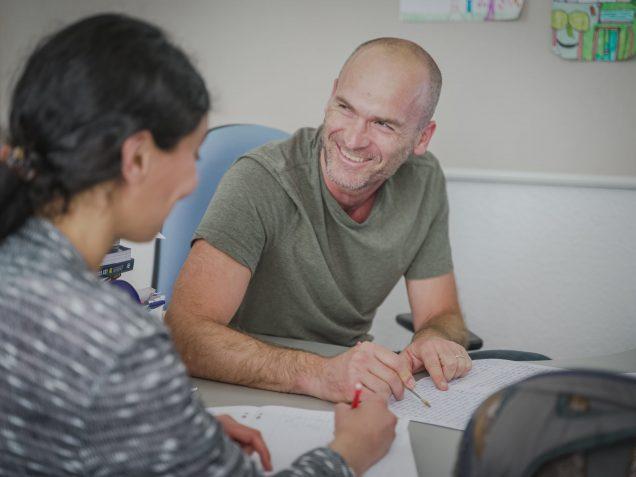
193, 335, 636, 476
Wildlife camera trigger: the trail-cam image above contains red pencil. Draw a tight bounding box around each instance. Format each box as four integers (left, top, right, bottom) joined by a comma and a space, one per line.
351, 383, 362, 409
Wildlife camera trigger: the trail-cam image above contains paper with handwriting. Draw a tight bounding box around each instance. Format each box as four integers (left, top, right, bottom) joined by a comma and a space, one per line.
389, 359, 559, 430
208, 405, 417, 476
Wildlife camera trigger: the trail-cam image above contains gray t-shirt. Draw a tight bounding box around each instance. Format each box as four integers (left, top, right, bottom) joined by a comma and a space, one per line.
195, 127, 453, 346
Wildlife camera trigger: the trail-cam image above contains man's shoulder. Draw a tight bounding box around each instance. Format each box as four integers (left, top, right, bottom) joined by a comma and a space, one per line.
229, 127, 321, 202
397, 150, 446, 187
409, 150, 443, 173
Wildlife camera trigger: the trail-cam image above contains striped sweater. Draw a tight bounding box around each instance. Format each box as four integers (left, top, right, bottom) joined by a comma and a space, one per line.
0, 218, 353, 477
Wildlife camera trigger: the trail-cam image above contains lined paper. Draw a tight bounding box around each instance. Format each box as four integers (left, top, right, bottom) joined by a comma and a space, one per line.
389, 359, 558, 430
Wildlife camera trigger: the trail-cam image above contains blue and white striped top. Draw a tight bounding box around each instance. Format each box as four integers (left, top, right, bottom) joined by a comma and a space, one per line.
0, 218, 352, 476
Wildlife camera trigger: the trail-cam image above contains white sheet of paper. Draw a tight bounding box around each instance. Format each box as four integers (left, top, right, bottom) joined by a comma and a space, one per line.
389, 359, 560, 430
208, 405, 416, 477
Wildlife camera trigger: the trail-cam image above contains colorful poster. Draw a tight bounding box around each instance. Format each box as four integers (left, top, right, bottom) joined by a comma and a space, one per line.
399, 0, 525, 22
552, 1, 636, 61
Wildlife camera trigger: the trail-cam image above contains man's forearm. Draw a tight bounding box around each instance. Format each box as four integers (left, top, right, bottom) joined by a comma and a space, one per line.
167, 313, 326, 397
412, 312, 468, 348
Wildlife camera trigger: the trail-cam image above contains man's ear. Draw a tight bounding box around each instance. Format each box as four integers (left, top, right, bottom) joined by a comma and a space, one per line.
413, 121, 437, 156
120, 130, 153, 185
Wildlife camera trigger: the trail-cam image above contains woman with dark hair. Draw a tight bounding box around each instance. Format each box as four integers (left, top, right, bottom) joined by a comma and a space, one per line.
0, 14, 396, 476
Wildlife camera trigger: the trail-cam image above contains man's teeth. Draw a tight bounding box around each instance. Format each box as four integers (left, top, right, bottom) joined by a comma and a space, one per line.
340, 149, 368, 163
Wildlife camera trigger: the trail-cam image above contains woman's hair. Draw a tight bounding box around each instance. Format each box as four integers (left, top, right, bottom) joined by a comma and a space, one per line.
0, 13, 210, 241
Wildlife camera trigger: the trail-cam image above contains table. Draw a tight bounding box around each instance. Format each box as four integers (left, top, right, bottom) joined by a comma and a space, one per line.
193, 336, 636, 476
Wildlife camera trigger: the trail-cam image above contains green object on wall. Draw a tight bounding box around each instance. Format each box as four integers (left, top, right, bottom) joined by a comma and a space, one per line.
551, 0, 636, 61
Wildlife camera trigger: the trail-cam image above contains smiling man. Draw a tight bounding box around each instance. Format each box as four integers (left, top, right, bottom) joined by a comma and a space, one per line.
166, 38, 472, 403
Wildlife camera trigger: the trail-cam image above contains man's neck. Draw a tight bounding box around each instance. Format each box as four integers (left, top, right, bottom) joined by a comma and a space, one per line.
336, 193, 377, 223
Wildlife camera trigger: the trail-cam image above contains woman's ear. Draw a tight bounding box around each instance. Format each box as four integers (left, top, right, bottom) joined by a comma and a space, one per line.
120, 130, 154, 185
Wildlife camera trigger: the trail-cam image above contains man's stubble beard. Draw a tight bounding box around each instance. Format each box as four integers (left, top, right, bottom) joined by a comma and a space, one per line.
322, 144, 372, 192
321, 138, 413, 193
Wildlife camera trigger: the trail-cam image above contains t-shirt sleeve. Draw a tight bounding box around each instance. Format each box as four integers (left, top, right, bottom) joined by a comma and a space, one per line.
193, 157, 290, 274
404, 167, 454, 280
84, 330, 354, 477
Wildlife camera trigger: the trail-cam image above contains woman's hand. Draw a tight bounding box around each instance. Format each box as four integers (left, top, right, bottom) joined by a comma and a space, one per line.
216, 414, 272, 471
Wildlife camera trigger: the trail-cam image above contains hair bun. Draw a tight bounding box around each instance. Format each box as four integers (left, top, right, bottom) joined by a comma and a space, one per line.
0, 145, 38, 182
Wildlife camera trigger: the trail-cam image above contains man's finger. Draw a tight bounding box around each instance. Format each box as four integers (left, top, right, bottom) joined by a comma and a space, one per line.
448, 347, 470, 379
458, 354, 472, 377
440, 353, 458, 381
361, 387, 387, 404
372, 344, 415, 389
368, 361, 406, 400
360, 373, 392, 400
421, 348, 448, 390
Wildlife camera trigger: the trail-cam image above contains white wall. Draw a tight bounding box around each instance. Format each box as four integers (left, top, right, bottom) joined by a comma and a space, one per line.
372, 172, 636, 358
1, 0, 635, 358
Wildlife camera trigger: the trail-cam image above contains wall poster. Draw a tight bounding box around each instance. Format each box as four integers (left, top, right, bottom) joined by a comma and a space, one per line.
552, 1, 636, 61
400, 0, 525, 22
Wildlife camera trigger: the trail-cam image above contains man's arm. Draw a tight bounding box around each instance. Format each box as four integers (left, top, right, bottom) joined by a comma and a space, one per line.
165, 240, 413, 402
165, 240, 321, 394
401, 272, 472, 390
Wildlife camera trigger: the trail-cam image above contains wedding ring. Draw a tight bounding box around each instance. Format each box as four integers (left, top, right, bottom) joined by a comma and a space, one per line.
454, 355, 466, 359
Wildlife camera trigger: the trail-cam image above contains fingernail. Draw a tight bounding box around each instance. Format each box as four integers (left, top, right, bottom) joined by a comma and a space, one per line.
441, 381, 448, 390
407, 377, 415, 389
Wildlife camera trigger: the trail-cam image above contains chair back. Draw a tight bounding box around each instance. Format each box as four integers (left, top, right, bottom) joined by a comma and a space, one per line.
152, 124, 289, 303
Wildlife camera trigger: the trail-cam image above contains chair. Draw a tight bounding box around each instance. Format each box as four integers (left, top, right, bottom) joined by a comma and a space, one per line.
152, 124, 290, 304
396, 313, 484, 351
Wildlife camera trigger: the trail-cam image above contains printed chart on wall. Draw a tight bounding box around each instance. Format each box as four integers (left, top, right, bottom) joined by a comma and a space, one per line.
552, 1, 636, 61
400, 0, 525, 22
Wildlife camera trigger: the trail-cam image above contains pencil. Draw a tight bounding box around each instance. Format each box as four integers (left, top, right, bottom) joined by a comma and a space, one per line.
406, 386, 431, 408
351, 383, 362, 409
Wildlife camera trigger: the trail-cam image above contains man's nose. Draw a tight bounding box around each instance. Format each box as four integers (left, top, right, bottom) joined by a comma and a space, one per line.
343, 119, 370, 150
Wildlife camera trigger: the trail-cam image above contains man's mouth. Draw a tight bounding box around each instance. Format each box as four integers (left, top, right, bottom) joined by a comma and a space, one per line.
336, 143, 372, 164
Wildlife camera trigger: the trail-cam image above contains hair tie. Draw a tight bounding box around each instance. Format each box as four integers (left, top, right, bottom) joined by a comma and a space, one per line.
0, 145, 37, 182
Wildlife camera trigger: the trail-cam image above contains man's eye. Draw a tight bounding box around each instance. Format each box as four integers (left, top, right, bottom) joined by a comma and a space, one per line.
337, 103, 349, 110
376, 121, 393, 131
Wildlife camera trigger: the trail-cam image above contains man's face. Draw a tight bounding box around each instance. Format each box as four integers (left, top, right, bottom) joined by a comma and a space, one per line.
321, 51, 433, 193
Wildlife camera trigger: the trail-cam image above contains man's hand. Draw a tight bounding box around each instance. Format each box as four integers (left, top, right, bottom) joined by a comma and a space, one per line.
402, 336, 472, 391
319, 341, 415, 402
215, 414, 272, 471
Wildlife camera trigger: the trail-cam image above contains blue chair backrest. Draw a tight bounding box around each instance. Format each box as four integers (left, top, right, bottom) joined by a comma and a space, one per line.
153, 124, 290, 304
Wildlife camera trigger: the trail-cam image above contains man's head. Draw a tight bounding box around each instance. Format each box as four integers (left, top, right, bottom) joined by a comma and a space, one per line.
321, 38, 442, 194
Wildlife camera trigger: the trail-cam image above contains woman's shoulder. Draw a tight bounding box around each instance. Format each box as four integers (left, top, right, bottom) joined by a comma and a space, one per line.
1, 260, 167, 371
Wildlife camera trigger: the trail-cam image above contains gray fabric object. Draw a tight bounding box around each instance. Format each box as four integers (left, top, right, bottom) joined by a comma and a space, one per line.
455, 370, 636, 477
0, 218, 353, 477
195, 126, 453, 346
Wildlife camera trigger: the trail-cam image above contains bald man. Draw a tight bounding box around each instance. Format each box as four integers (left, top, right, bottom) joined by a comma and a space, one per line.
166, 38, 472, 403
